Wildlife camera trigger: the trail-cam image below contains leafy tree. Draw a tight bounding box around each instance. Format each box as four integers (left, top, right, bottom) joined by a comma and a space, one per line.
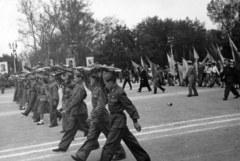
207, 0, 240, 35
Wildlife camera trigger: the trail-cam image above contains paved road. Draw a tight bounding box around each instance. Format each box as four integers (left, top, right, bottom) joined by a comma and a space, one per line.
0, 83, 240, 161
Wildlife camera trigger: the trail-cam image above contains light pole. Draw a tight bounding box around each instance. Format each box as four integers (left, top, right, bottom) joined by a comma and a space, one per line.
9, 42, 17, 73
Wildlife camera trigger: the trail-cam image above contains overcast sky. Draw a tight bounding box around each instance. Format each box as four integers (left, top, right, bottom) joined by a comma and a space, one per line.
0, 0, 216, 57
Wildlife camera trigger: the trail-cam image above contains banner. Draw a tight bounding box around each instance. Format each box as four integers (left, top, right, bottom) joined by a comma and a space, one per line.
22, 61, 31, 72
0, 62, 8, 74
86, 57, 94, 66
66, 58, 76, 68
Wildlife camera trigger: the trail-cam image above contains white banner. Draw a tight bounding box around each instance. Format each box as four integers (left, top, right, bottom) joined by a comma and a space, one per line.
22, 61, 31, 72
0, 62, 8, 74
66, 58, 76, 68
86, 57, 94, 66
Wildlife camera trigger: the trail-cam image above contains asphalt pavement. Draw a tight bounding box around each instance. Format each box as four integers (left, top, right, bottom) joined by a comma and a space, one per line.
0, 82, 240, 161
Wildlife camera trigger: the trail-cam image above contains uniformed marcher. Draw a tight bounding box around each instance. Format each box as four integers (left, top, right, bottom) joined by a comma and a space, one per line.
138, 66, 152, 92
36, 77, 50, 125
122, 68, 132, 90
60, 83, 74, 133
222, 59, 240, 100
71, 72, 126, 161
98, 72, 151, 161
153, 66, 165, 94
22, 75, 37, 116
185, 61, 198, 97
53, 72, 89, 152
48, 74, 62, 127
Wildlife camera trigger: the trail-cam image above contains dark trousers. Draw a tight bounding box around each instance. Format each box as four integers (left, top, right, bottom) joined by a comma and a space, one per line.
13, 88, 18, 101
139, 81, 152, 92
59, 114, 89, 150
24, 92, 37, 115
188, 80, 198, 95
224, 81, 239, 98
210, 73, 220, 87
76, 122, 125, 160
100, 126, 150, 161
50, 99, 61, 126
33, 98, 40, 121
122, 78, 132, 90
62, 112, 70, 131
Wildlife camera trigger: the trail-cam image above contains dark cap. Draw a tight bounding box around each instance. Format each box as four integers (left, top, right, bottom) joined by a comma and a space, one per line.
91, 72, 100, 82
75, 72, 83, 78
103, 72, 117, 82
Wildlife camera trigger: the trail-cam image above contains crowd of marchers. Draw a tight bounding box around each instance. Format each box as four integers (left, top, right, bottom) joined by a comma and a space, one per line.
11, 62, 152, 161
119, 59, 240, 100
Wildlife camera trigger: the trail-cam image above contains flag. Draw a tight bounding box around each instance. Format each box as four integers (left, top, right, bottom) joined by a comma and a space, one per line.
205, 49, 214, 62
131, 60, 139, 69
228, 35, 240, 65
131, 60, 139, 73
193, 47, 199, 60
216, 44, 224, 63
193, 46, 199, 75
140, 57, 148, 69
189, 48, 194, 61
177, 63, 183, 83
210, 44, 221, 62
145, 55, 157, 78
167, 53, 171, 67
169, 53, 176, 75
182, 58, 188, 80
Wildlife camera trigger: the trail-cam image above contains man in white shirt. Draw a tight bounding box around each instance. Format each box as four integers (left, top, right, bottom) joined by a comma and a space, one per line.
209, 62, 221, 87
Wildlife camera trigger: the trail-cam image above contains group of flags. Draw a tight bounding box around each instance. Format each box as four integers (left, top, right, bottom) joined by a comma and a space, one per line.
130, 36, 240, 81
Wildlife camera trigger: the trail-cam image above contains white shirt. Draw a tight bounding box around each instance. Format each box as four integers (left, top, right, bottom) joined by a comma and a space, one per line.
211, 66, 219, 75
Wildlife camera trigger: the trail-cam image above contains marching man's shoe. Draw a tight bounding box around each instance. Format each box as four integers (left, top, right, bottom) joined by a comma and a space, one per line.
49, 124, 58, 128
71, 155, 83, 161
234, 95, 240, 99
21, 112, 27, 116
112, 153, 127, 161
187, 95, 192, 97
223, 98, 227, 101
52, 147, 66, 152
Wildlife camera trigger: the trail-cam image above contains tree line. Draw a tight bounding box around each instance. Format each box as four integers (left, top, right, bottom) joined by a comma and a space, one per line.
11, 0, 240, 70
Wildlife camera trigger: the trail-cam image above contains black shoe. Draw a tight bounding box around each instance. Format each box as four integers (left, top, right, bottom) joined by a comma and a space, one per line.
187, 95, 192, 97
33, 119, 40, 122
52, 147, 66, 152
163, 89, 165, 93
149, 89, 152, 92
223, 98, 227, 101
60, 130, 65, 133
193, 94, 198, 96
234, 95, 240, 99
112, 153, 127, 161
129, 88, 132, 90
137, 90, 141, 93
153, 92, 157, 94
71, 155, 83, 161
21, 112, 27, 116
49, 124, 58, 128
